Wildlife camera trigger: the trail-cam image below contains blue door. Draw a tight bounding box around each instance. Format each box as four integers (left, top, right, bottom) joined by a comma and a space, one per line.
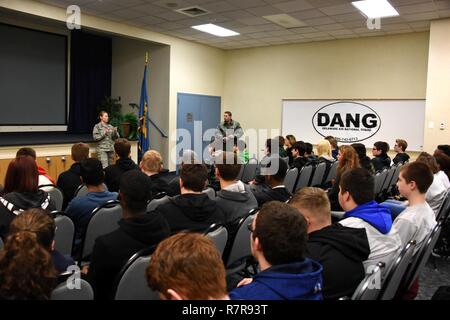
177, 93, 221, 166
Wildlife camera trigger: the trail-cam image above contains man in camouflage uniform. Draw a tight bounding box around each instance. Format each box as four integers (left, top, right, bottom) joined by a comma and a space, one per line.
217, 111, 243, 140
93, 111, 120, 168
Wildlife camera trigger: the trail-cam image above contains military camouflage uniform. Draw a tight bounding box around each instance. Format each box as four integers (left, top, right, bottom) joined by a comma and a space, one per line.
217, 120, 243, 139
93, 122, 120, 168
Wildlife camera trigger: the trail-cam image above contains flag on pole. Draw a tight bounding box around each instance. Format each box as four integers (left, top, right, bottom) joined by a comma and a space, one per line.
138, 54, 150, 160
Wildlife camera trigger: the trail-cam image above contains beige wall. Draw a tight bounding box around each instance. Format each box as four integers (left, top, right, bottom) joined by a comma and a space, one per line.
0, 0, 225, 170
424, 18, 450, 153
223, 32, 430, 148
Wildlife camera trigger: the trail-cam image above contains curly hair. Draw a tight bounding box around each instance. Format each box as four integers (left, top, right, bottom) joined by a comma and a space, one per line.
0, 231, 57, 300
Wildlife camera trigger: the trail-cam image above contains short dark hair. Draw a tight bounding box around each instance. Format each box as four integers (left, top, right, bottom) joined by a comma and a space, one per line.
224, 111, 232, 117
305, 143, 313, 155
16, 147, 36, 160
265, 138, 277, 154
351, 143, 367, 160
437, 145, 450, 157
292, 141, 306, 156
416, 152, 440, 174
80, 158, 104, 186
373, 141, 389, 154
254, 201, 307, 265
119, 170, 152, 213
180, 164, 208, 192
400, 162, 433, 194
114, 138, 131, 158
396, 139, 408, 152
261, 156, 288, 182
71, 143, 89, 162
216, 152, 242, 181
340, 168, 375, 205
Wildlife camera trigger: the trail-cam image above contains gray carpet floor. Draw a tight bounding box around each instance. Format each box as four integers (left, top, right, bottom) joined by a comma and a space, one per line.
417, 257, 450, 300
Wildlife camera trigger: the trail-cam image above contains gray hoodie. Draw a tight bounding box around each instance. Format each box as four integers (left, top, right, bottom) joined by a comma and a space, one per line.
215, 181, 258, 226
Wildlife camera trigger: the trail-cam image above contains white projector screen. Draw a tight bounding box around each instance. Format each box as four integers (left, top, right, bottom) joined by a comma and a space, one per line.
282, 100, 425, 151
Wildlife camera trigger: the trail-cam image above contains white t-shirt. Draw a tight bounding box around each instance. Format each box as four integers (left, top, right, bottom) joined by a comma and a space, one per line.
426, 174, 447, 213
393, 202, 436, 254
436, 171, 450, 190
339, 217, 402, 273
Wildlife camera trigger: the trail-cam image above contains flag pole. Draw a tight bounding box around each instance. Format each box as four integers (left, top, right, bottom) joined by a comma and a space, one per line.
145, 52, 149, 65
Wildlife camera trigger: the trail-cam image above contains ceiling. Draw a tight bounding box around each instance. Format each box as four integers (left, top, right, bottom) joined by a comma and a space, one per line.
35, 0, 450, 49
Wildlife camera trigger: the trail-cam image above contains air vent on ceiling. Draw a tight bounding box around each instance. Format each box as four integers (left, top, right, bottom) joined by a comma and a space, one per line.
263, 14, 307, 29
175, 6, 210, 17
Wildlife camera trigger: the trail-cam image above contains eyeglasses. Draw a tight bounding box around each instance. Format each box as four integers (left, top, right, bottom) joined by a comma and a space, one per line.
247, 222, 254, 233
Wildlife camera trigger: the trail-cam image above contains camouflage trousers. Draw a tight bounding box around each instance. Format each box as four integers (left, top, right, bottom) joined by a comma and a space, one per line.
97, 151, 114, 168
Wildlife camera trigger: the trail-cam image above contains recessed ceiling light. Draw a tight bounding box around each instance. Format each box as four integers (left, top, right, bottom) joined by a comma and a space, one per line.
352, 0, 399, 19
191, 24, 239, 37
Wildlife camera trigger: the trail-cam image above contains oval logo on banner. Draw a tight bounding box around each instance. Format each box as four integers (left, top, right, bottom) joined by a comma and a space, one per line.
312, 101, 381, 143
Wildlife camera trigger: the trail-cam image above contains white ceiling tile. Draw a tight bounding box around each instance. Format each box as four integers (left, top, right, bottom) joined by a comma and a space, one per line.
302, 31, 329, 38
157, 11, 187, 21
273, 0, 314, 13
246, 5, 284, 16
129, 15, 166, 25
334, 34, 359, 39
281, 33, 305, 40
327, 28, 354, 36
380, 23, 413, 31
155, 21, 186, 30
341, 20, 367, 28
386, 29, 414, 35
318, 3, 358, 16
238, 16, 271, 25
397, 3, 438, 15
84, 1, 123, 13
332, 12, 365, 23
303, 16, 336, 26
289, 9, 325, 19
290, 26, 319, 33
129, 4, 168, 15
222, 10, 255, 20
436, 1, 450, 10
200, 2, 237, 13
402, 11, 440, 22
108, 8, 146, 20
408, 20, 431, 28
226, 0, 267, 9
311, 36, 335, 41
438, 9, 450, 18
390, 0, 433, 6
315, 23, 344, 31
175, 18, 204, 26
268, 29, 296, 36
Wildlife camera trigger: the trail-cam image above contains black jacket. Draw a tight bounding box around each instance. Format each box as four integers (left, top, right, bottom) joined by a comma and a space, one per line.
250, 184, 292, 207
0, 191, 56, 239
327, 174, 342, 211
371, 154, 391, 172
290, 156, 308, 171
87, 213, 170, 300
393, 153, 410, 165
306, 224, 370, 300
215, 184, 258, 226
148, 169, 178, 198
360, 156, 376, 175
104, 158, 139, 192
154, 193, 225, 234
57, 163, 82, 210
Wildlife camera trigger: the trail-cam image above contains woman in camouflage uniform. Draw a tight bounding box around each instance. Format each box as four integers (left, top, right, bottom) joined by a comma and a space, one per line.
93, 111, 119, 168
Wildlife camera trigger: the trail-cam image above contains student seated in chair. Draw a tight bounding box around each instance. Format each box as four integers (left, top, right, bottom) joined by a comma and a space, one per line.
290, 141, 308, 171
290, 188, 370, 300
151, 163, 225, 234
250, 156, 291, 207
229, 201, 323, 300
104, 138, 139, 192
140, 150, 175, 198
371, 141, 391, 172
393, 139, 410, 165
16, 147, 55, 186
65, 158, 118, 252
393, 162, 437, 250
87, 170, 170, 300
338, 168, 401, 272
146, 232, 229, 300
215, 152, 258, 226
57, 142, 90, 210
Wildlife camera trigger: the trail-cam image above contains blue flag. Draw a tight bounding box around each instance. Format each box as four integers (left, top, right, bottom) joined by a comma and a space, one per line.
138, 65, 150, 160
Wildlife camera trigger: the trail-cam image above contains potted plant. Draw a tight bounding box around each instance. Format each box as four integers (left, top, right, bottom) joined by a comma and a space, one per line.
122, 111, 139, 140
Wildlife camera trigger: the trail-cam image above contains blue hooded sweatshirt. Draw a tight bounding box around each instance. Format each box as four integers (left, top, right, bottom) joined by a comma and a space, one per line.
343, 200, 393, 234
229, 259, 323, 300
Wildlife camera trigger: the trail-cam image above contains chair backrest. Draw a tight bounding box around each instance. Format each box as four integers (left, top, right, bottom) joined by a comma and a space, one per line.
51, 279, 94, 300
400, 221, 442, 295
381, 166, 396, 193
80, 200, 122, 260
114, 247, 159, 300
379, 240, 416, 300
236, 165, 245, 181
323, 161, 339, 185
352, 262, 385, 300
310, 161, 327, 187
436, 190, 450, 221
204, 224, 228, 256
226, 210, 258, 269
374, 169, 388, 195
202, 187, 216, 200
0, 237, 3, 250
147, 196, 170, 212
295, 165, 313, 191
39, 185, 64, 211
390, 163, 403, 190
284, 168, 299, 193
54, 215, 75, 256
241, 159, 258, 183
281, 156, 289, 165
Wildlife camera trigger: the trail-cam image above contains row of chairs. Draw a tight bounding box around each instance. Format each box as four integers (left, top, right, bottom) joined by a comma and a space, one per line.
374, 162, 405, 199
284, 161, 339, 193
351, 191, 450, 300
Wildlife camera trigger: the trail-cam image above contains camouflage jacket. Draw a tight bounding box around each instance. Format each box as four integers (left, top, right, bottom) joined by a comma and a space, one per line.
217, 120, 243, 138
93, 122, 120, 151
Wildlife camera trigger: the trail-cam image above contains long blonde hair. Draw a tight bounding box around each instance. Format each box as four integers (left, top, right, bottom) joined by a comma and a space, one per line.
317, 140, 332, 158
